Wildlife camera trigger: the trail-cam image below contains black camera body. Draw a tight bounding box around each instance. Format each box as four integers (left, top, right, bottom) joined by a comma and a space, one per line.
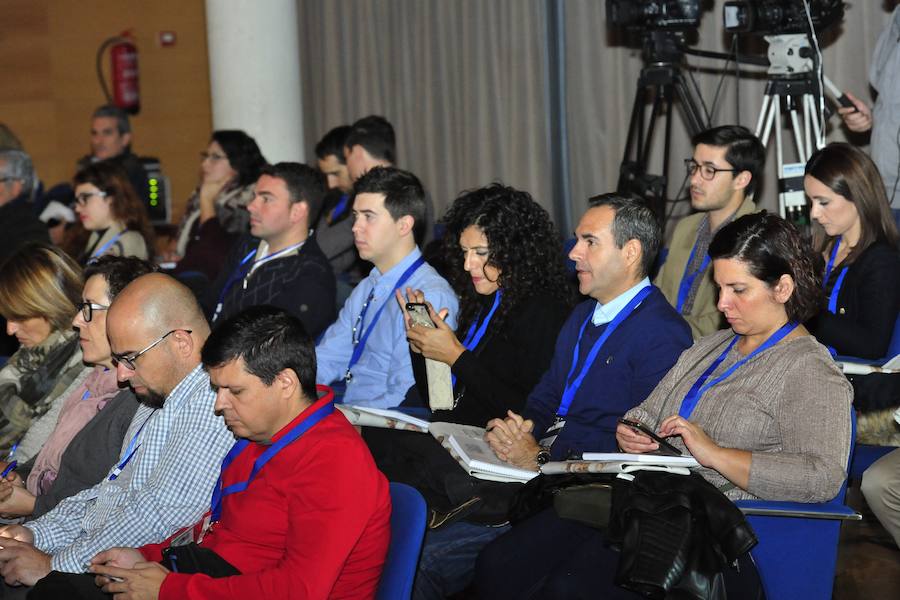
723, 0, 845, 35
606, 0, 701, 31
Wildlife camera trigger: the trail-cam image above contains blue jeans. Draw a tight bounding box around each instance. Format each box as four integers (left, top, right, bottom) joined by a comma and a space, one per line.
413, 521, 510, 600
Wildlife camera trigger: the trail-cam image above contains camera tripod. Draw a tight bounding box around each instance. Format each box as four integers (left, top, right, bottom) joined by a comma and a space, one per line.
616, 31, 710, 223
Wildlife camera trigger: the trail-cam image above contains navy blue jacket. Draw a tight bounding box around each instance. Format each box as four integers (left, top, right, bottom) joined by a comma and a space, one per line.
525, 286, 692, 459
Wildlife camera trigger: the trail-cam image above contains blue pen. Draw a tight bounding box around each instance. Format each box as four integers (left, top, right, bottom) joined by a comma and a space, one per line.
1, 461, 17, 478
169, 553, 179, 573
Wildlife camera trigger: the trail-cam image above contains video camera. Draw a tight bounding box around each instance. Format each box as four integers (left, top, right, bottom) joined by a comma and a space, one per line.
606, 0, 701, 31
723, 0, 844, 35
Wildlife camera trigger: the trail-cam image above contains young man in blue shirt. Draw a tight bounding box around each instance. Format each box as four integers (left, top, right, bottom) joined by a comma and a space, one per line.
315, 166, 457, 408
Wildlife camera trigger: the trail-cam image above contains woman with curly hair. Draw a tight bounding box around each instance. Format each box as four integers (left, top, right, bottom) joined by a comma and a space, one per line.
401, 183, 574, 425
73, 160, 154, 263
361, 184, 572, 600
168, 130, 267, 283
478, 211, 853, 599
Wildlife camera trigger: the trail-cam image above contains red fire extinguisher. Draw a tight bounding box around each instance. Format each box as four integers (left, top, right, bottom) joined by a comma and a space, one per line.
98, 32, 141, 115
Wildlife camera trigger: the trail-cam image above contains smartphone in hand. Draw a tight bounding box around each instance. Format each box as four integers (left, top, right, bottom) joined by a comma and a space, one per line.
618, 418, 683, 456
406, 302, 436, 328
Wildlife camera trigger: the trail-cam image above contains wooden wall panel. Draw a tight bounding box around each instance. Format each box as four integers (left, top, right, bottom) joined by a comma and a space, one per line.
1, 0, 212, 222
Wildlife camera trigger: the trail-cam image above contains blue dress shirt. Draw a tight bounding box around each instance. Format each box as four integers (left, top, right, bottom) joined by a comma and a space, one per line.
316, 247, 458, 409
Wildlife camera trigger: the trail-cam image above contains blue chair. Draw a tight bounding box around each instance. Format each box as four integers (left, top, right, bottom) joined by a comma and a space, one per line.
835, 312, 900, 368
733, 410, 861, 600
376, 482, 427, 600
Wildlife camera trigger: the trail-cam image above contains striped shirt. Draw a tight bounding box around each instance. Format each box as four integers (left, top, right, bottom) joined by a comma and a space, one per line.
27, 365, 233, 573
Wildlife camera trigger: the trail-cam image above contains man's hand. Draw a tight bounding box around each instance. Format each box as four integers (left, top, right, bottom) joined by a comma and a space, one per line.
484, 411, 541, 471
0, 537, 52, 586
838, 91, 873, 133
91, 547, 145, 571
92, 561, 169, 600
0, 524, 34, 543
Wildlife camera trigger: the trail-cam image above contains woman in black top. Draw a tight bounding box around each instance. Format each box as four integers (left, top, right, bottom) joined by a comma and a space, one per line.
401, 183, 573, 425
805, 143, 900, 423
805, 142, 900, 359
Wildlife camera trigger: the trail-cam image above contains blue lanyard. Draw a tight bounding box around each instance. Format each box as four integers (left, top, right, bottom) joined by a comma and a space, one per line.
345, 257, 425, 379
676, 235, 712, 314
330, 193, 351, 222
213, 242, 305, 322
823, 236, 842, 286
210, 397, 335, 521
91, 230, 126, 258
823, 237, 847, 315
452, 291, 502, 388
109, 410, 156, 481
557, 286, 652, 417
678, 321, 798, 419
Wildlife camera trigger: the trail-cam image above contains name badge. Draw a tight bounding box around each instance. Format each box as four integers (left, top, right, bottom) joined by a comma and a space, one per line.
539, 417, 566, 448
170, 527, 195, 547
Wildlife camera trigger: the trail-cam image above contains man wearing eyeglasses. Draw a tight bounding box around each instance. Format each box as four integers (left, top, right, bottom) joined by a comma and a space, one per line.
655, 125, 765, 339
0, 149, 49, 265
0, 273, 232, 594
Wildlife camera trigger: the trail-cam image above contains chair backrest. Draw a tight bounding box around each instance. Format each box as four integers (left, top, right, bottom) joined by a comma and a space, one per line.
886, 312, 900, 360
376, 482, 427, 600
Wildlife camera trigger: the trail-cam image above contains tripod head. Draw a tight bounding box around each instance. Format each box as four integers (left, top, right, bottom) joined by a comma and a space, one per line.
642, 30, 687, 66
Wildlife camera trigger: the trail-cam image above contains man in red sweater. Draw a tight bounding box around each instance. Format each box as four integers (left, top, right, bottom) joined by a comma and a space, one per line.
30, 305, 391, 599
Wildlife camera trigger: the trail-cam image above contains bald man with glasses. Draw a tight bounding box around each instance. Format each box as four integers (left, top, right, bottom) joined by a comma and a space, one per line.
0, 273, 232, 596
655, 125, 765, 339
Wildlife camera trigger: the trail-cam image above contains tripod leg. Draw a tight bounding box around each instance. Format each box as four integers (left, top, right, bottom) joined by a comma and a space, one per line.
621, 84, 648, 168
755, 94, 772, 138
673, 74, 708, 137
788, 106, 807, 164
640, 85, 666, 172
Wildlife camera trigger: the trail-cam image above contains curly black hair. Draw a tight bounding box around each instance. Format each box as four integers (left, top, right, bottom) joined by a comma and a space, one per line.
440, 183, 573, 334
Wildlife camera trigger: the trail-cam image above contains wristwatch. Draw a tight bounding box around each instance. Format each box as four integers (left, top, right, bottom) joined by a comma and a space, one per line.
536, 446, 552, 466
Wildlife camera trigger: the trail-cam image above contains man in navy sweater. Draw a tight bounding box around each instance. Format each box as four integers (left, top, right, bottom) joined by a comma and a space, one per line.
415, 194, 692, 600
485, 193, 693, 465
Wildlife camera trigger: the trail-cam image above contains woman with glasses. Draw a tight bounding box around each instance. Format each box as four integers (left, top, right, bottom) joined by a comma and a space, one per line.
0, 256, 153, 519
0, 244, 86, 460
166, 130, 266, 283
73, 160, 154, 263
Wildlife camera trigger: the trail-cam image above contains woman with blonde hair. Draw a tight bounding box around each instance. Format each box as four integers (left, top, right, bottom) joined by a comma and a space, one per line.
73, 160, 154, 263
0, 243, 87, 456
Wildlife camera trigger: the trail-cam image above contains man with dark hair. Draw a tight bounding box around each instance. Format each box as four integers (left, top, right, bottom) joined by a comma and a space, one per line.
413, 195, 693, 599
316, 166, 457, 409
76, 105, 149, 204
204, 162, 336, 337
0, 274, 232, 594
314, 125, 364, 306
344, 115, 434, 245
655, 125, 764, 339
28, 306, 391, 600
343, 115, 396, 181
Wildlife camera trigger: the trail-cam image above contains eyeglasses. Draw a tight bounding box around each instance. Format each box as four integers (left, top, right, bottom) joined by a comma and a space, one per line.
200, 152, 228, 162
76, 301, 109, 323
111, 329, 192, 370
74, 190, 108, 205
684, 159, 737, 181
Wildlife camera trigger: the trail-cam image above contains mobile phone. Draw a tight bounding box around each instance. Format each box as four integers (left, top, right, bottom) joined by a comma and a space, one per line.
618, 418, 683, 457
405, 302, 436, 328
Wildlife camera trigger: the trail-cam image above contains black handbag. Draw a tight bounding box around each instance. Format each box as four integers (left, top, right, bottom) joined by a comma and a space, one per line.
161, 543, 241, 577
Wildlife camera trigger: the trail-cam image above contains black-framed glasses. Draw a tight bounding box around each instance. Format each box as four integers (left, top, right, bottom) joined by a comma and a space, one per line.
76, 301, 109, 323
74, 190, 108, 205
684, 159, 737, 181
111, 329, 192, 370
